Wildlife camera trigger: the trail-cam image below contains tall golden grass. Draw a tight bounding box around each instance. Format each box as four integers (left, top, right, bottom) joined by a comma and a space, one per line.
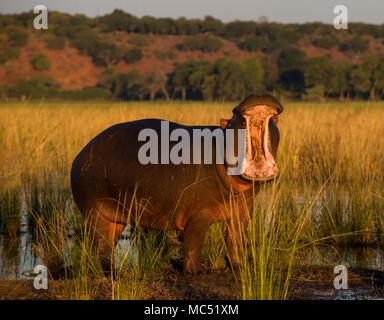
1, 100, 384, 299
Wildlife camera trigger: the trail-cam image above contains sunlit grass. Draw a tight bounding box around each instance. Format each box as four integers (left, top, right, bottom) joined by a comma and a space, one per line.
0, 100, 383, 299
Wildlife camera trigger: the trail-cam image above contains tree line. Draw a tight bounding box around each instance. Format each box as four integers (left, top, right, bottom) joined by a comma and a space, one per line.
5, 53, 384, 101
99, 53, 384, 101
1, 10, 384, 101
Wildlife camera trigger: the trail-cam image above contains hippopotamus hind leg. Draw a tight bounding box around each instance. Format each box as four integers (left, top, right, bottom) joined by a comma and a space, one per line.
85, 202, 126, 270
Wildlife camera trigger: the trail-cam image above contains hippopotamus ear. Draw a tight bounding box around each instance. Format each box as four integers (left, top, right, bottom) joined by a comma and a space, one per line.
273, 115, 279, 124
220, 119, 229, 129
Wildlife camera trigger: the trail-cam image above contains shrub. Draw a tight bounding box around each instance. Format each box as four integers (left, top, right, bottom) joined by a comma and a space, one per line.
179, 34, 223, 52
6, 47, 21, 59
92, 43, 122, 67
7, 76, 59, 98
0, 47, 20, 64
154, 50, 178, 61
303, 85, 325, 100
30, 54, 51, 71
278, 47, 307, 73
263, 39, 290, 53
69, 29, 99, 55
240, 35, 267, 51
269, 29, 300, 44
346, 37, 370, 53
64, 28, 121, 66
313, 35, 340, 49
223, 21, 257, 37
123, 48, 143, 64
54, 25, 92, 39
296, 23, 321, 35
9, 31, 29, 47
99, 9, 138, 32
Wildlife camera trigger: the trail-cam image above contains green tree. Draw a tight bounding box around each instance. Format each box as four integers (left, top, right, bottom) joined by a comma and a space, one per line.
188, 61, 215, 99
261, 54, 279, 91
110, 70, 146, 100
303, 85, 325, 101
201, 16, 224, 34
214, 59, 245, 101
269, 29, 300, 44
280, 70, 305, 96
278, 48, 306, 95
278, 47, 306, 73
9, 31, 29, 47
303, 56, 333, 98
179, 34, 223, 53
175, 17, 200, 35
346, 36, 369, 54
0, 47, 20, 64
242, 57, 265, 94
123, 48, 143, 64
240, 36, 267, 51
351, 55, 384, 100
100, 9, 138, 32
98, 67, 115, 91
304, 57, 332, 88
92, 43, 122, 67
313, 35, 340, 49
201, 74, 217, 101
69, 28, 99, 55
145, 70, 169, 100
264, 39, 290, 53
172, 61, 198, 100
136, 16, 158, 33
223, 21, 257, 37
327, 61, 353, 99
30, 54, 51, 71
7, 76, 59, 99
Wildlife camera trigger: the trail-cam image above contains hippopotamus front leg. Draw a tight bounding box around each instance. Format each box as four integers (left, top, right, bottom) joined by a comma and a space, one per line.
183, 209, 215, 274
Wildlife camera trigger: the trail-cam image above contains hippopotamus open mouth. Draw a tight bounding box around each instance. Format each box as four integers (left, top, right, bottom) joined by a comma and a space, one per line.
225, 93, 283, 182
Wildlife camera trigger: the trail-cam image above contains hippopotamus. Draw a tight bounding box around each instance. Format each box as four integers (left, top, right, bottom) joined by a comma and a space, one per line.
70, 93, 283, 274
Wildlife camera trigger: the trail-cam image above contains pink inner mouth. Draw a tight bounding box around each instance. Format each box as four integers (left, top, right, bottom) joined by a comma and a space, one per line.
241, 107, 279, 181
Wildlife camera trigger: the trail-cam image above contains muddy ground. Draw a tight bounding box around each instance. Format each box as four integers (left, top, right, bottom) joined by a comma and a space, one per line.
1, 265, 384, 300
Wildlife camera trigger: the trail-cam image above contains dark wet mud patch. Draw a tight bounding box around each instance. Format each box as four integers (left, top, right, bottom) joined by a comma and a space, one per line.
1, 265, 384, 300
289, 265, 384, 300
141, 268, 238, 300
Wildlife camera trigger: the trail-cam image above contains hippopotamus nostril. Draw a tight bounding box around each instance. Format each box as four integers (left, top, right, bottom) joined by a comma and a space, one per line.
236, 93, 283, 115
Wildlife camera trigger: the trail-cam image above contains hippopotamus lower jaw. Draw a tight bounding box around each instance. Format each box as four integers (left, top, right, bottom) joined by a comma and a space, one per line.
241, 164, 280, 182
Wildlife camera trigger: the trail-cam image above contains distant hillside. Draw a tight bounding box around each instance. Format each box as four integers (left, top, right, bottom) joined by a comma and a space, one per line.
0, 10, 384, 101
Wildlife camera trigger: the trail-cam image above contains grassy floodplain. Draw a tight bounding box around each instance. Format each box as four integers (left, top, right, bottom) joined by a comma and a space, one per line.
0, 100, 384, 300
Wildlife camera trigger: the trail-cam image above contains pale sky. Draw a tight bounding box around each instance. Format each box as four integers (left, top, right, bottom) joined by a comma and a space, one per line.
0, 0, 383, 24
